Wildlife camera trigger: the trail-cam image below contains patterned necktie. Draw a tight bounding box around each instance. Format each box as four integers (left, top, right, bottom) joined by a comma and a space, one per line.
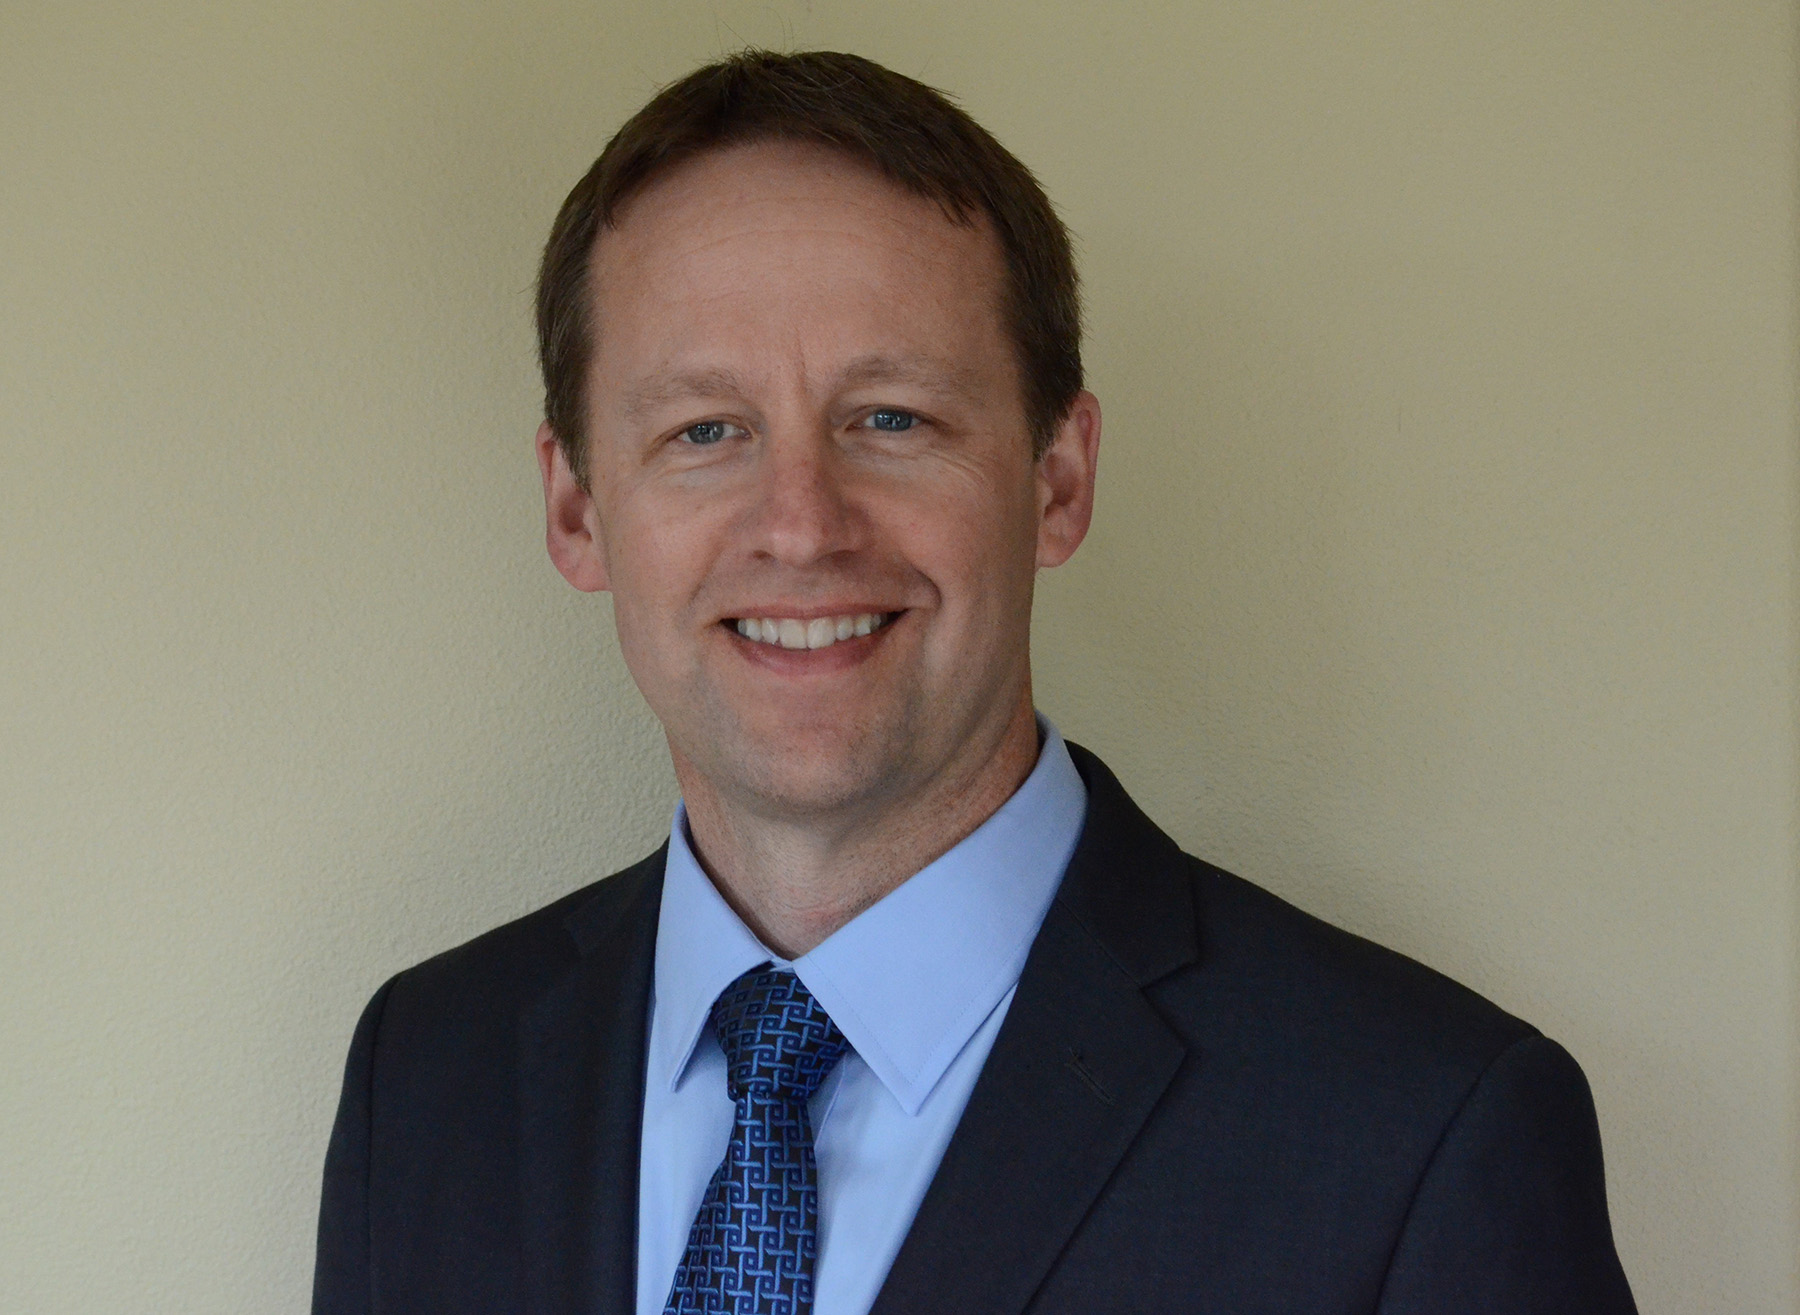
664, 966, 850, 1315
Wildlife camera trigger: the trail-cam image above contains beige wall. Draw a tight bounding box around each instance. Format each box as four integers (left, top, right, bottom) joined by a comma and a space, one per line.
2, 2, 1794, 1311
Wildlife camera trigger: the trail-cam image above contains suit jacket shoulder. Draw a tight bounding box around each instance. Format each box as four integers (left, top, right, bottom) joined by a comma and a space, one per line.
873, 743, 1634, 1314
1178, 850, 1539, 1131
372, 848, 662, 1060
313, 849, 665, 1315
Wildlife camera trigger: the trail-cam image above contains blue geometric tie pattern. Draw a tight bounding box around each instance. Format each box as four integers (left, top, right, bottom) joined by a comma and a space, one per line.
664, 966, 850, 1315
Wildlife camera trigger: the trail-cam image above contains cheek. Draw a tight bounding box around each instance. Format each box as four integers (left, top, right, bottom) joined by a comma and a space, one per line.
596, 505, 708, 647
904, 474, 1041, 617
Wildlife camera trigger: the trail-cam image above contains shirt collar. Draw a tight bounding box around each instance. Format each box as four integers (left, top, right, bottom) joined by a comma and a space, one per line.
649, 720, 1088, 1115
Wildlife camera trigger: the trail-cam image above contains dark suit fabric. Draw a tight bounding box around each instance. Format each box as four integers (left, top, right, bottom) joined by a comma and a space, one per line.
314, 744, 1636, 1314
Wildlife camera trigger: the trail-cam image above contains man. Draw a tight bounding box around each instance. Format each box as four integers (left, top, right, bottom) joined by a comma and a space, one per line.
314, 50, 1636, 1314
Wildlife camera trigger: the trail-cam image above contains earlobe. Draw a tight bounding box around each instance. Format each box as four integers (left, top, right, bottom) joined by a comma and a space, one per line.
536, 421, 611, 592
1035, 391, 1100, 569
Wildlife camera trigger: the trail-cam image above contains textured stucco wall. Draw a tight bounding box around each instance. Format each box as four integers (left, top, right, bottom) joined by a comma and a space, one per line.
2, 2, 1795, 1311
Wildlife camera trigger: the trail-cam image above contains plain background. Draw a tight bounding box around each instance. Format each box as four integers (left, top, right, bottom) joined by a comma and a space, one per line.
2, 1, 1795, 1311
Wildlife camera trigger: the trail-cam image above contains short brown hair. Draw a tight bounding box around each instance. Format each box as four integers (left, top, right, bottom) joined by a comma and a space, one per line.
534, 49, 1082, 485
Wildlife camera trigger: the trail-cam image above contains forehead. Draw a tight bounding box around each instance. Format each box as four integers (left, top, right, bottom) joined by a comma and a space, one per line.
585, 140, 1010, 387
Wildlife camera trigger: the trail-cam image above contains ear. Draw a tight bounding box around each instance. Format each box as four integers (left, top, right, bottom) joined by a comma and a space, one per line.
536, 421, 611, 592
1035, 390, 1100, 568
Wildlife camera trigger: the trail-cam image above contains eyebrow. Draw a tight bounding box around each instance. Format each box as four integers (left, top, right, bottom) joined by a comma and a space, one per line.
618, 367, 756, 424
833, 352, 987, 403
616, 353, 989, 424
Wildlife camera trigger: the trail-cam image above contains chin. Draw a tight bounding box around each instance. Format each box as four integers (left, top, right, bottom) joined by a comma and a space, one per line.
690, 716, 916, 819
752, 748, 901, 817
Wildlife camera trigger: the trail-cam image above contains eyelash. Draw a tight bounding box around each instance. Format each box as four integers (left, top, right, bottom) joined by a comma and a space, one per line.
678, 420, 744, 446
862, 409, 918, 432
673, 409, 922, 447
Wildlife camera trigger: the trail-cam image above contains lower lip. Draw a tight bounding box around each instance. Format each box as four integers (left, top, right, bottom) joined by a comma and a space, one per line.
723, 615, 900, 673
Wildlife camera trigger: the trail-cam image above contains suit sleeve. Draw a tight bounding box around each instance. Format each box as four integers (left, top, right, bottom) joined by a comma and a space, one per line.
1375, 1034, 1637, 1314
312, 976, 398, 1315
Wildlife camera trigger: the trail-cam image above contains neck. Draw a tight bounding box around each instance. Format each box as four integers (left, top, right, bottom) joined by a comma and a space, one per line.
673, 697, 1042, 958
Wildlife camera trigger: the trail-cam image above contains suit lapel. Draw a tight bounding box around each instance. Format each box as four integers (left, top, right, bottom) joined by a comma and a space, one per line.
519, 849, 665, 1315
870, 747, 1200, 1315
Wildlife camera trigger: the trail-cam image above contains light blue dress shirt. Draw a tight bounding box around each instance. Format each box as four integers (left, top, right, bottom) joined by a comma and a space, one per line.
635, 723, 1088, 1315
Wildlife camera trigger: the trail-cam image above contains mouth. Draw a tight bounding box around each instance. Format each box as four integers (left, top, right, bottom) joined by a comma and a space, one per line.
724, 611, 901, 652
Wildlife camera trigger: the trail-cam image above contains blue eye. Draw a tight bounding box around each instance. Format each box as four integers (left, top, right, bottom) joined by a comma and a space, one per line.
681, 420, 738, 446
865, 409, 916, 432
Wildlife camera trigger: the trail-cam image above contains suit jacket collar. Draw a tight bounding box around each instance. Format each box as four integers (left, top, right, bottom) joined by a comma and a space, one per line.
1051, 743, 1199, 986
519, 844, 665, 1315
869, 742, 1200, 1315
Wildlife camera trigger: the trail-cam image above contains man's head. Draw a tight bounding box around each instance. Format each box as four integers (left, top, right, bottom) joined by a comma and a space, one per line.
535, 49, 1084, 487
534, 51, 1099, 838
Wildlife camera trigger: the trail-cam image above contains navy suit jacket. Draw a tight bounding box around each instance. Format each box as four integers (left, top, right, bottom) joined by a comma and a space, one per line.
314, 744, 1636, 1313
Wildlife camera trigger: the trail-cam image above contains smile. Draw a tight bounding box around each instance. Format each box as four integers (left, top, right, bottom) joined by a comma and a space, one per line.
729, 612, 898, 651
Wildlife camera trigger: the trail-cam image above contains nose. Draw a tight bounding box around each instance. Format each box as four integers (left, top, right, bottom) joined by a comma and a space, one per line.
749, 426, 865, 567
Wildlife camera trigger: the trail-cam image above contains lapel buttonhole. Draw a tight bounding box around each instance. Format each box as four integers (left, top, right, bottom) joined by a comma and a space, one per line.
1062, 1045, 1116, 1106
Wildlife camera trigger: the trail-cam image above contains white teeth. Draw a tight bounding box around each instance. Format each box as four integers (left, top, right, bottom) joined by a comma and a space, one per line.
732, 612, 890, 650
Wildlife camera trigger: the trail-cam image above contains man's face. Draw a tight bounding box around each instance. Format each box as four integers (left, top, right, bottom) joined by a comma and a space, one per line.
540, 141, 1096, 823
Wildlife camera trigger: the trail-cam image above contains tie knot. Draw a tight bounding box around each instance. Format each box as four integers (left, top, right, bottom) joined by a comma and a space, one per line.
709, 966, 849, 1104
